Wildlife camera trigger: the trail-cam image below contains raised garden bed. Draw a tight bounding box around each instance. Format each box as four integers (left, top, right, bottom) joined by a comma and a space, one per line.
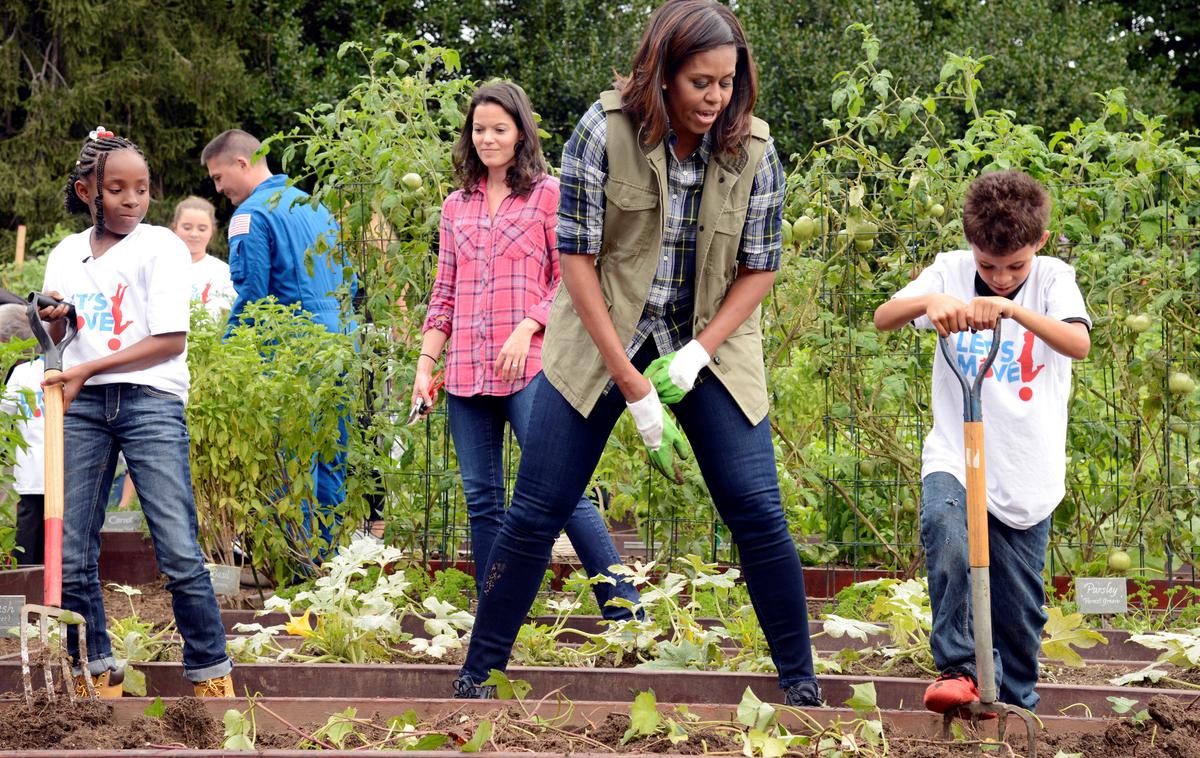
2, 661, 1193, 714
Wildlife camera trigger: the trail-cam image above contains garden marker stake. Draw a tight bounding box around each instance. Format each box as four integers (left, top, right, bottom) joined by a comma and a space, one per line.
19, 292, 96, 706
936, 319, 1038, 757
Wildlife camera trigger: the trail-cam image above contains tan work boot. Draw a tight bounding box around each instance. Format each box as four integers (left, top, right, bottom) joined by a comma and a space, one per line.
194, 673, 235, 697
75, 668, 125, 698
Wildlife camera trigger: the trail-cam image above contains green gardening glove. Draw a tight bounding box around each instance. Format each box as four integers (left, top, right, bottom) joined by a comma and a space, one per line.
643, 340, 711, 405
648, 410, 692, 484
627, 385, 692, 484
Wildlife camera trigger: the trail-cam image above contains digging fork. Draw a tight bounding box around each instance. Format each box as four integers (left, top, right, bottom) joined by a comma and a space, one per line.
19, 292, 95, 706
936, 318, 1038, 758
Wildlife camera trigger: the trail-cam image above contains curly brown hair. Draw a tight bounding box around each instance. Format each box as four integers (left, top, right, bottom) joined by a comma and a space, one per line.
616, 0, 757, 155
962, 170, 1051, 256
452, 81, 546, 197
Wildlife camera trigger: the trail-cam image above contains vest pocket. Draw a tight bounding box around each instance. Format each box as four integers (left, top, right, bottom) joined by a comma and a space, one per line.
604, 180, 658, 211
714, 205, 748, 235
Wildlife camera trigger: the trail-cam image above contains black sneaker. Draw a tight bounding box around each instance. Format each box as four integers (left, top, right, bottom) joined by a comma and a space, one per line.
784, 679, 824, 707
452, 675, 497, 699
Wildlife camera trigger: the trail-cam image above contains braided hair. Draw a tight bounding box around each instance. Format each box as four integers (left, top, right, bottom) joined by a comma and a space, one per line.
64, 127, 146, 239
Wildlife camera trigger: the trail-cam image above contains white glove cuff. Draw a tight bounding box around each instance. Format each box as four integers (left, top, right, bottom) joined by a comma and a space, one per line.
668, 339, 711, 392
626, 386, 664, 450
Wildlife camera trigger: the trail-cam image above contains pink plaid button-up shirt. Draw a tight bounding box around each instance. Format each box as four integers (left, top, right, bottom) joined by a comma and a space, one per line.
423, 175, 561, 396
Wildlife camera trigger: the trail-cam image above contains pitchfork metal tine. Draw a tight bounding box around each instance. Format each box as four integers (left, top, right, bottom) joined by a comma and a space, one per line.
39, 614, 54, 701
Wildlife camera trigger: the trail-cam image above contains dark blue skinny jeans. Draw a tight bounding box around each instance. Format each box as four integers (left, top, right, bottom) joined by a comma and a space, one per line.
62, 384, 231, 682
446, 381, 639, 619
921, 472, 1051, 711
459, 345, 816, 690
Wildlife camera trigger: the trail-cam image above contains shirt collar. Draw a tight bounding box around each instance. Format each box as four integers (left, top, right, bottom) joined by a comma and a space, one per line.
974, 271, 1028, 299
665, 128, 714, 164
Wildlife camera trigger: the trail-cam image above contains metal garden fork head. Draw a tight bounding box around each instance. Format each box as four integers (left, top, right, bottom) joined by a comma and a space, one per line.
936, 319, 1039, 758
19, 292, 94, 705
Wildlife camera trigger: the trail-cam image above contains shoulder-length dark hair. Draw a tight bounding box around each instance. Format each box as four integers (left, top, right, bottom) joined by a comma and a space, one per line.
616, 0, 758, 155
452, 81, 546, 196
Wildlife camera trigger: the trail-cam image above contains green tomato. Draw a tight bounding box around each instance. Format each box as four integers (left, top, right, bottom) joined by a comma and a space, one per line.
793, 215, 817, 242
1124, 314, 1153, 333
1107, 550, 1131, 573
854, 237, 873, 252
857, 458, 878, 478
781, 218, 793, 246
401, 172, 423, 191
1168, 372, 1197, 396
853, 221, 878, 242
928, 203, 946, 219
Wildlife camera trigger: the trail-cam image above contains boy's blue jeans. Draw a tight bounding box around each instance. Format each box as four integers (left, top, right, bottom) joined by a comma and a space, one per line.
921, 472, 1050, 711
446, 382, 640, 620
61, 384, 232, 683
459, 343, 816, 689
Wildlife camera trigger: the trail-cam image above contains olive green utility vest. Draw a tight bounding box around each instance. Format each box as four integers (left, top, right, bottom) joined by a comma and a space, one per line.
543, 90, 772, 424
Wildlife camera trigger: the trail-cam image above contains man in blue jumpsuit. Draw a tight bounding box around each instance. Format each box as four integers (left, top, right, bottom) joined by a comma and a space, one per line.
202, 129, 353, 559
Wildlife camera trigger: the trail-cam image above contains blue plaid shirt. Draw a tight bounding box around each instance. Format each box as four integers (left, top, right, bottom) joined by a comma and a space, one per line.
558, 101, 785, 358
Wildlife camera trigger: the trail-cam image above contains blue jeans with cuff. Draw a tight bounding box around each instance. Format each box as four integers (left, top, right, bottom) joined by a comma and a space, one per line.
921, 471, 1050, 711
459, 343, 816, 690
447, 381, 639, 619
62, 384, 232, 683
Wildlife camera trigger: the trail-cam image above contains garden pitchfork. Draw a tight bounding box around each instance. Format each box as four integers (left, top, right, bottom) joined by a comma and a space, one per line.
936, 318, 1038, 757
19, 292, 97, 705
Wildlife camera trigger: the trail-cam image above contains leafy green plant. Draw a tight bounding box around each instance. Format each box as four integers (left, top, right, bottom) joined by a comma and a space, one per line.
105, 583, 180, 696
187, 300, 372, 582
1040, 606, 1108, 666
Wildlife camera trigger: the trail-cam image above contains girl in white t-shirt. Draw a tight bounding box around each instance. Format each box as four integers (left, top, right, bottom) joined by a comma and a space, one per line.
172, 196, 237, 316
38, 127, 233, 699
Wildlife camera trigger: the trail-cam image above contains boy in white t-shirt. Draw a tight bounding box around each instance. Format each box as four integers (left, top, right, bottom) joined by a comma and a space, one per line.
0, 304, 44, 565
874, 171, 1091, 714
38, 127, 233, 698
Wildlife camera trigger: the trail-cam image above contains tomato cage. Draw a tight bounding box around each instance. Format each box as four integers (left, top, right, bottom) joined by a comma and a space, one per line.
311, 159, 1200, 604
806, 165, 1200, 599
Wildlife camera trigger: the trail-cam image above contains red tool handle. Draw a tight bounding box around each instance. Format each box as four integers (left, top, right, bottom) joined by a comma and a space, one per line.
42, 369, 64, 608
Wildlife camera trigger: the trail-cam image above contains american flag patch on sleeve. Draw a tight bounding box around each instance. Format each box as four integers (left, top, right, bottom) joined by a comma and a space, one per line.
228, 214, 252, 238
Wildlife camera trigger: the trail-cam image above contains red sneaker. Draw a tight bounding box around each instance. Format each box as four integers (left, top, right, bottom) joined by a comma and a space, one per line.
924, 672, 980, 714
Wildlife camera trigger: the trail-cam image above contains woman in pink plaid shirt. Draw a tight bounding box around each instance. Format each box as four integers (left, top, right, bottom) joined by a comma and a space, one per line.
412, 82, 639, 618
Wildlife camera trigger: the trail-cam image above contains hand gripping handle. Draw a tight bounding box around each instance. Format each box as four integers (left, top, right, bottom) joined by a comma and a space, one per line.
26, 292, 79, 373
936, 319, 1002, 423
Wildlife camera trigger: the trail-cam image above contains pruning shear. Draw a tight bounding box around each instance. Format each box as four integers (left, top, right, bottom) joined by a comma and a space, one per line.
407, 371, 446, 425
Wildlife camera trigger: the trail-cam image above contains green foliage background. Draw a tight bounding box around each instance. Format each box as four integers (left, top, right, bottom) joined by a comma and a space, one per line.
0, 0, 1193, 249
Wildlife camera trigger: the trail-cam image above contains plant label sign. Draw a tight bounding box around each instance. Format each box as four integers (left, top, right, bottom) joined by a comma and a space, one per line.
1075, 577, 1128, 614
207, 564, 241, 596
101, 511, 145, 532
0, 595, 24, 637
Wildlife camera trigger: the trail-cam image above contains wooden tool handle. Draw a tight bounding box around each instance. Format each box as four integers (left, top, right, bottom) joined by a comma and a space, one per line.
42, 369, 64, 608
964, 421, 989, 568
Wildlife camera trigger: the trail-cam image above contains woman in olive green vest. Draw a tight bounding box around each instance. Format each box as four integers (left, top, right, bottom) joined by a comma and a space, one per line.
454, 0, 822, 707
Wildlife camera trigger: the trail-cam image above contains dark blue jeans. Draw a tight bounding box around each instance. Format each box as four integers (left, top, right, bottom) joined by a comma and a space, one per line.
62, 384, 232, 682
447, 383, 639, 619
459, 346, 816, 689
921, 472, 1050, 711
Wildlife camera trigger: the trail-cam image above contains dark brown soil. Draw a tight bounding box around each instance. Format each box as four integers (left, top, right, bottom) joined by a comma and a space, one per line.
0, 695, 292, 750
0, 694, 1195, 754
1042, 695, 1200, 758
121, 697, 223, 748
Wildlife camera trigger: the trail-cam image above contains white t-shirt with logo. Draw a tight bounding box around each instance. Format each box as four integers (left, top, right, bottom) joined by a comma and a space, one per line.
43, 225, 191, 399
190, 254, 237, 316
2, 358, 45, 495
893, 250, 1091, 529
